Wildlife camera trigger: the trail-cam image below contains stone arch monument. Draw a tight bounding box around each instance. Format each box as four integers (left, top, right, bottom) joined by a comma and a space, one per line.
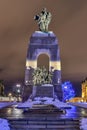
24, 8, 62, 101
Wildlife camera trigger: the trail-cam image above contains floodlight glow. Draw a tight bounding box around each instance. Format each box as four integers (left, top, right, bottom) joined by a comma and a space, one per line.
26, 80, 28, 83
64, 86, 67, 89
16, 84, 21, 87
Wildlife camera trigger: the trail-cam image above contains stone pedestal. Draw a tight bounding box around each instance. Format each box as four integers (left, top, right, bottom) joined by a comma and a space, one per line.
24, 31, 63, 101
32, 85, 54, 98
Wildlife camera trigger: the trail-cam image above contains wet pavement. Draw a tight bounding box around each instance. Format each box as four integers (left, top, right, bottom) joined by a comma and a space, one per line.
0, 104, 87, 130
0, 104, 87, 119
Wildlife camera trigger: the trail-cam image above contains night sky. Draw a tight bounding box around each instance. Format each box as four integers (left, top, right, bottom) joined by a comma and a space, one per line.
0, 0, 87, 87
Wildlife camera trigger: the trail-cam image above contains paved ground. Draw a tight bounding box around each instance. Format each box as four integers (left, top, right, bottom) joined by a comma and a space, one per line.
0, 102, 87, 119
0, 102, 87, 130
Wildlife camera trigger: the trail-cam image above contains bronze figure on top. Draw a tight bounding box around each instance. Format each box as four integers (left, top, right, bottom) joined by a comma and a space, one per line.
34, 8, 52, 32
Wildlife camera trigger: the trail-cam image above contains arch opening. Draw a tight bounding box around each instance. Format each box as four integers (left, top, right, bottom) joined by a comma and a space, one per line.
37, 54, 49, 71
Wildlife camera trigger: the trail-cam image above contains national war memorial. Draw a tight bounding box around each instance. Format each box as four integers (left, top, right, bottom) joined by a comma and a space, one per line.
24, 8, 63, 101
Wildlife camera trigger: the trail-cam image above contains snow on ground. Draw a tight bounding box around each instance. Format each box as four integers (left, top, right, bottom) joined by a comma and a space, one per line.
70, 102, 87, 108
80, 118, 87, 130
42, 84, 53, 86
2, 99, 87, 110
17, 100, 34, 108
17, 97, 72, 109
0, 118, 10, 130
0, 98, 72, 109
42, 97, 72, 108
53, 99, 72, 109
0, 102, 16, 109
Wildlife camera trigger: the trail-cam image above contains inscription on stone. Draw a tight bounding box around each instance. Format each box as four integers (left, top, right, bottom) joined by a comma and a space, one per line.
35, 85, 54, 97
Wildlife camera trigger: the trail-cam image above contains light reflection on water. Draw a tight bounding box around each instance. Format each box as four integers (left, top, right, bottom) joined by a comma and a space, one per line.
6, 104, 87, 118
64, 105, 78, 118
65, 106, 87, 130
12, 108, 23, 115
6, 107, 24, 118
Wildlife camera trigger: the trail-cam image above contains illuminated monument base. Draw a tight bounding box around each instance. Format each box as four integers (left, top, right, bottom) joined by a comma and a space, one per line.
24, 31, 63, 101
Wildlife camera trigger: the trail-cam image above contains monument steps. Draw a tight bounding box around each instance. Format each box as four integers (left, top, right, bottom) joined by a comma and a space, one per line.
9, 118, 80, 130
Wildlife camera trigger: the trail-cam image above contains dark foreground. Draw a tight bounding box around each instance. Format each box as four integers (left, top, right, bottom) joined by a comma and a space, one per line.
0, 104, 87, 130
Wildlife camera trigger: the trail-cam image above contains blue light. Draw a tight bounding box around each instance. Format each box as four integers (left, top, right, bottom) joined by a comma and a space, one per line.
62, 81, 75, 102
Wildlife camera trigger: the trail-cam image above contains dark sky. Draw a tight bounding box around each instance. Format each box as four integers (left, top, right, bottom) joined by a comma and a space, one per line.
0, 0, 87, 84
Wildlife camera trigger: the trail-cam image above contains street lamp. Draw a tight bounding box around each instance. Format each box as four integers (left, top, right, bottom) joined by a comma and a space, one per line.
13, 83, 22, 102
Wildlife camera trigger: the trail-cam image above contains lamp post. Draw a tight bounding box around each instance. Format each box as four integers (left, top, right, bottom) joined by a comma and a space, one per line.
14, 84, 22, 102
8, 93, 12, 101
